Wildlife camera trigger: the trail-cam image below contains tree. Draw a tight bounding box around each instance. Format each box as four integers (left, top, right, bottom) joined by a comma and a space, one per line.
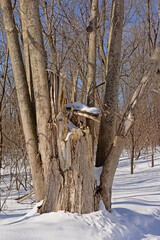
0, 0, 97, 214
0, 0, 45, 202
0, 47, 8, 211
99, 41, 160, 211
86, 0, 98, 151
1, 0, 160, 215
20, 0, 53, 195
96, 0, 124, 167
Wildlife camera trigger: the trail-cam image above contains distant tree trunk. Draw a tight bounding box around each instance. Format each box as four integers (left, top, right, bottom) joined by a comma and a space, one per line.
0, 109, 2, 211
151, 142, 154, 167
147, 0, 159, 56
130, 127, 134, 174
0, 0, 44, 202
87, 0, 97, 152
147, 0, 153, 56
0, 48, 9, 211
0, 112, 2, 170
0, 47, 8, 210
96, 0, 124, 167
100, 41, 160, 211
0, 48, 8, 169
71, 68, 78, 102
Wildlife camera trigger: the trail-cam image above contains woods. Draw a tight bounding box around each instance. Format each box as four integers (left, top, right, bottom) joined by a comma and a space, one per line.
0, 0, 160, 214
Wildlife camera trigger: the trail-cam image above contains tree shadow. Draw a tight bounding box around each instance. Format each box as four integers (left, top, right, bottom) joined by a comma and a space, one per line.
112, 207, 160, 240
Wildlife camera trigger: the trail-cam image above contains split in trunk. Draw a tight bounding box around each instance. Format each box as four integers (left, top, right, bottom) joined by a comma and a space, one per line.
41, 73, 98, 214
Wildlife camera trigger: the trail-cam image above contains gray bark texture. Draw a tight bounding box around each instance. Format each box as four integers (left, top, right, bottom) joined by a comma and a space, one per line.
0, 48, 8, 169
100, 41, 160, 211
96, 0, 124, 167
20, 0, 34, 103
71, 68, 78, 102
20, 0, 53, 184
87, 0, 97, 152
0, 0, 45, 201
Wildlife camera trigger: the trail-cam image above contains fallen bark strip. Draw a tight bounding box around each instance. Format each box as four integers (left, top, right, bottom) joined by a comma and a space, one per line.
15, 191, 35, 203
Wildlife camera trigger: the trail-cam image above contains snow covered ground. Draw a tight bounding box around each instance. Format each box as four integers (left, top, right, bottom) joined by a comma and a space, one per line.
0, 151, 160, 240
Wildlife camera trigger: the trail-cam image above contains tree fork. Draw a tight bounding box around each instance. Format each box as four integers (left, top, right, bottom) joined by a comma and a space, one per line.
100, 41, 160, 211
0, 0, 45, 201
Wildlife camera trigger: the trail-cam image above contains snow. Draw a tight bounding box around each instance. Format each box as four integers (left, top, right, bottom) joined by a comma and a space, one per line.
66, 102, 100, 115
65, 120, 79, 141
1, 151, 160, 240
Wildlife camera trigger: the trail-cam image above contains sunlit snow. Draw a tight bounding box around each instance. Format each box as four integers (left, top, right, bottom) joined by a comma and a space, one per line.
1, 151, 160, 240
66, 102, 100, 115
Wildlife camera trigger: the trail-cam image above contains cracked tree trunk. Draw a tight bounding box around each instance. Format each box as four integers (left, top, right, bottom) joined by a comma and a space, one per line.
1, 0, 98, 213
41, 74, 97, 214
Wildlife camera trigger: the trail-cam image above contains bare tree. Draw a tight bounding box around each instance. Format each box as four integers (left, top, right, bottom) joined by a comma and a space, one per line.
99, 41, 160, 211
0, 0, 97, 214
96, 0, 124, 167
0, 0, 44, 201
86, 0, 98, 151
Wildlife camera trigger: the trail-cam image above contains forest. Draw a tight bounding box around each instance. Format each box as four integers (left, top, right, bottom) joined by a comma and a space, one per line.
0, 0, 160, 239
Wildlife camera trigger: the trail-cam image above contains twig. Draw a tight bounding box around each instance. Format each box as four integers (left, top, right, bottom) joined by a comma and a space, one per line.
15, 191, 35, 203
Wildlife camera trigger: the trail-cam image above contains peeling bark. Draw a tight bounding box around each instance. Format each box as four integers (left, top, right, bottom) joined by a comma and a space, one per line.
42, 74, 97, 214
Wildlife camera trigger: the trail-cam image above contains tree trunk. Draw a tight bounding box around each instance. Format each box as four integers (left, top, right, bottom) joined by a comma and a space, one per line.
151, 142, 154, 167
86, 0, 97, 152
96, 0, 124, 167
71, 68, 78, 102
0, 0, 44, 201
100, 41, 160, 211
130, 128, 134, 174
0, 48, 8, 169
20, 1, 34, 105
41, 74, 97, 214
20, 0, 53, 183
0, 111, 2, 211
43, 1, 57, 72
1, 0, 98, 214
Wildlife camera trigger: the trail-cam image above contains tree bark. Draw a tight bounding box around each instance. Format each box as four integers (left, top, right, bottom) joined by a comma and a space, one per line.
0, 0, 44, 201
130, 127, 134, 174
43, 1, 57, 72
96, 0, 124, 167
151, 142, 154, 167
87, 0, 97, 152
100, 41, 160, 211
71, 68, 78, 102
41, 74, 97, 214
20, 0, 53, 182
1, 0, 98, 214
20, 0, 34, 105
